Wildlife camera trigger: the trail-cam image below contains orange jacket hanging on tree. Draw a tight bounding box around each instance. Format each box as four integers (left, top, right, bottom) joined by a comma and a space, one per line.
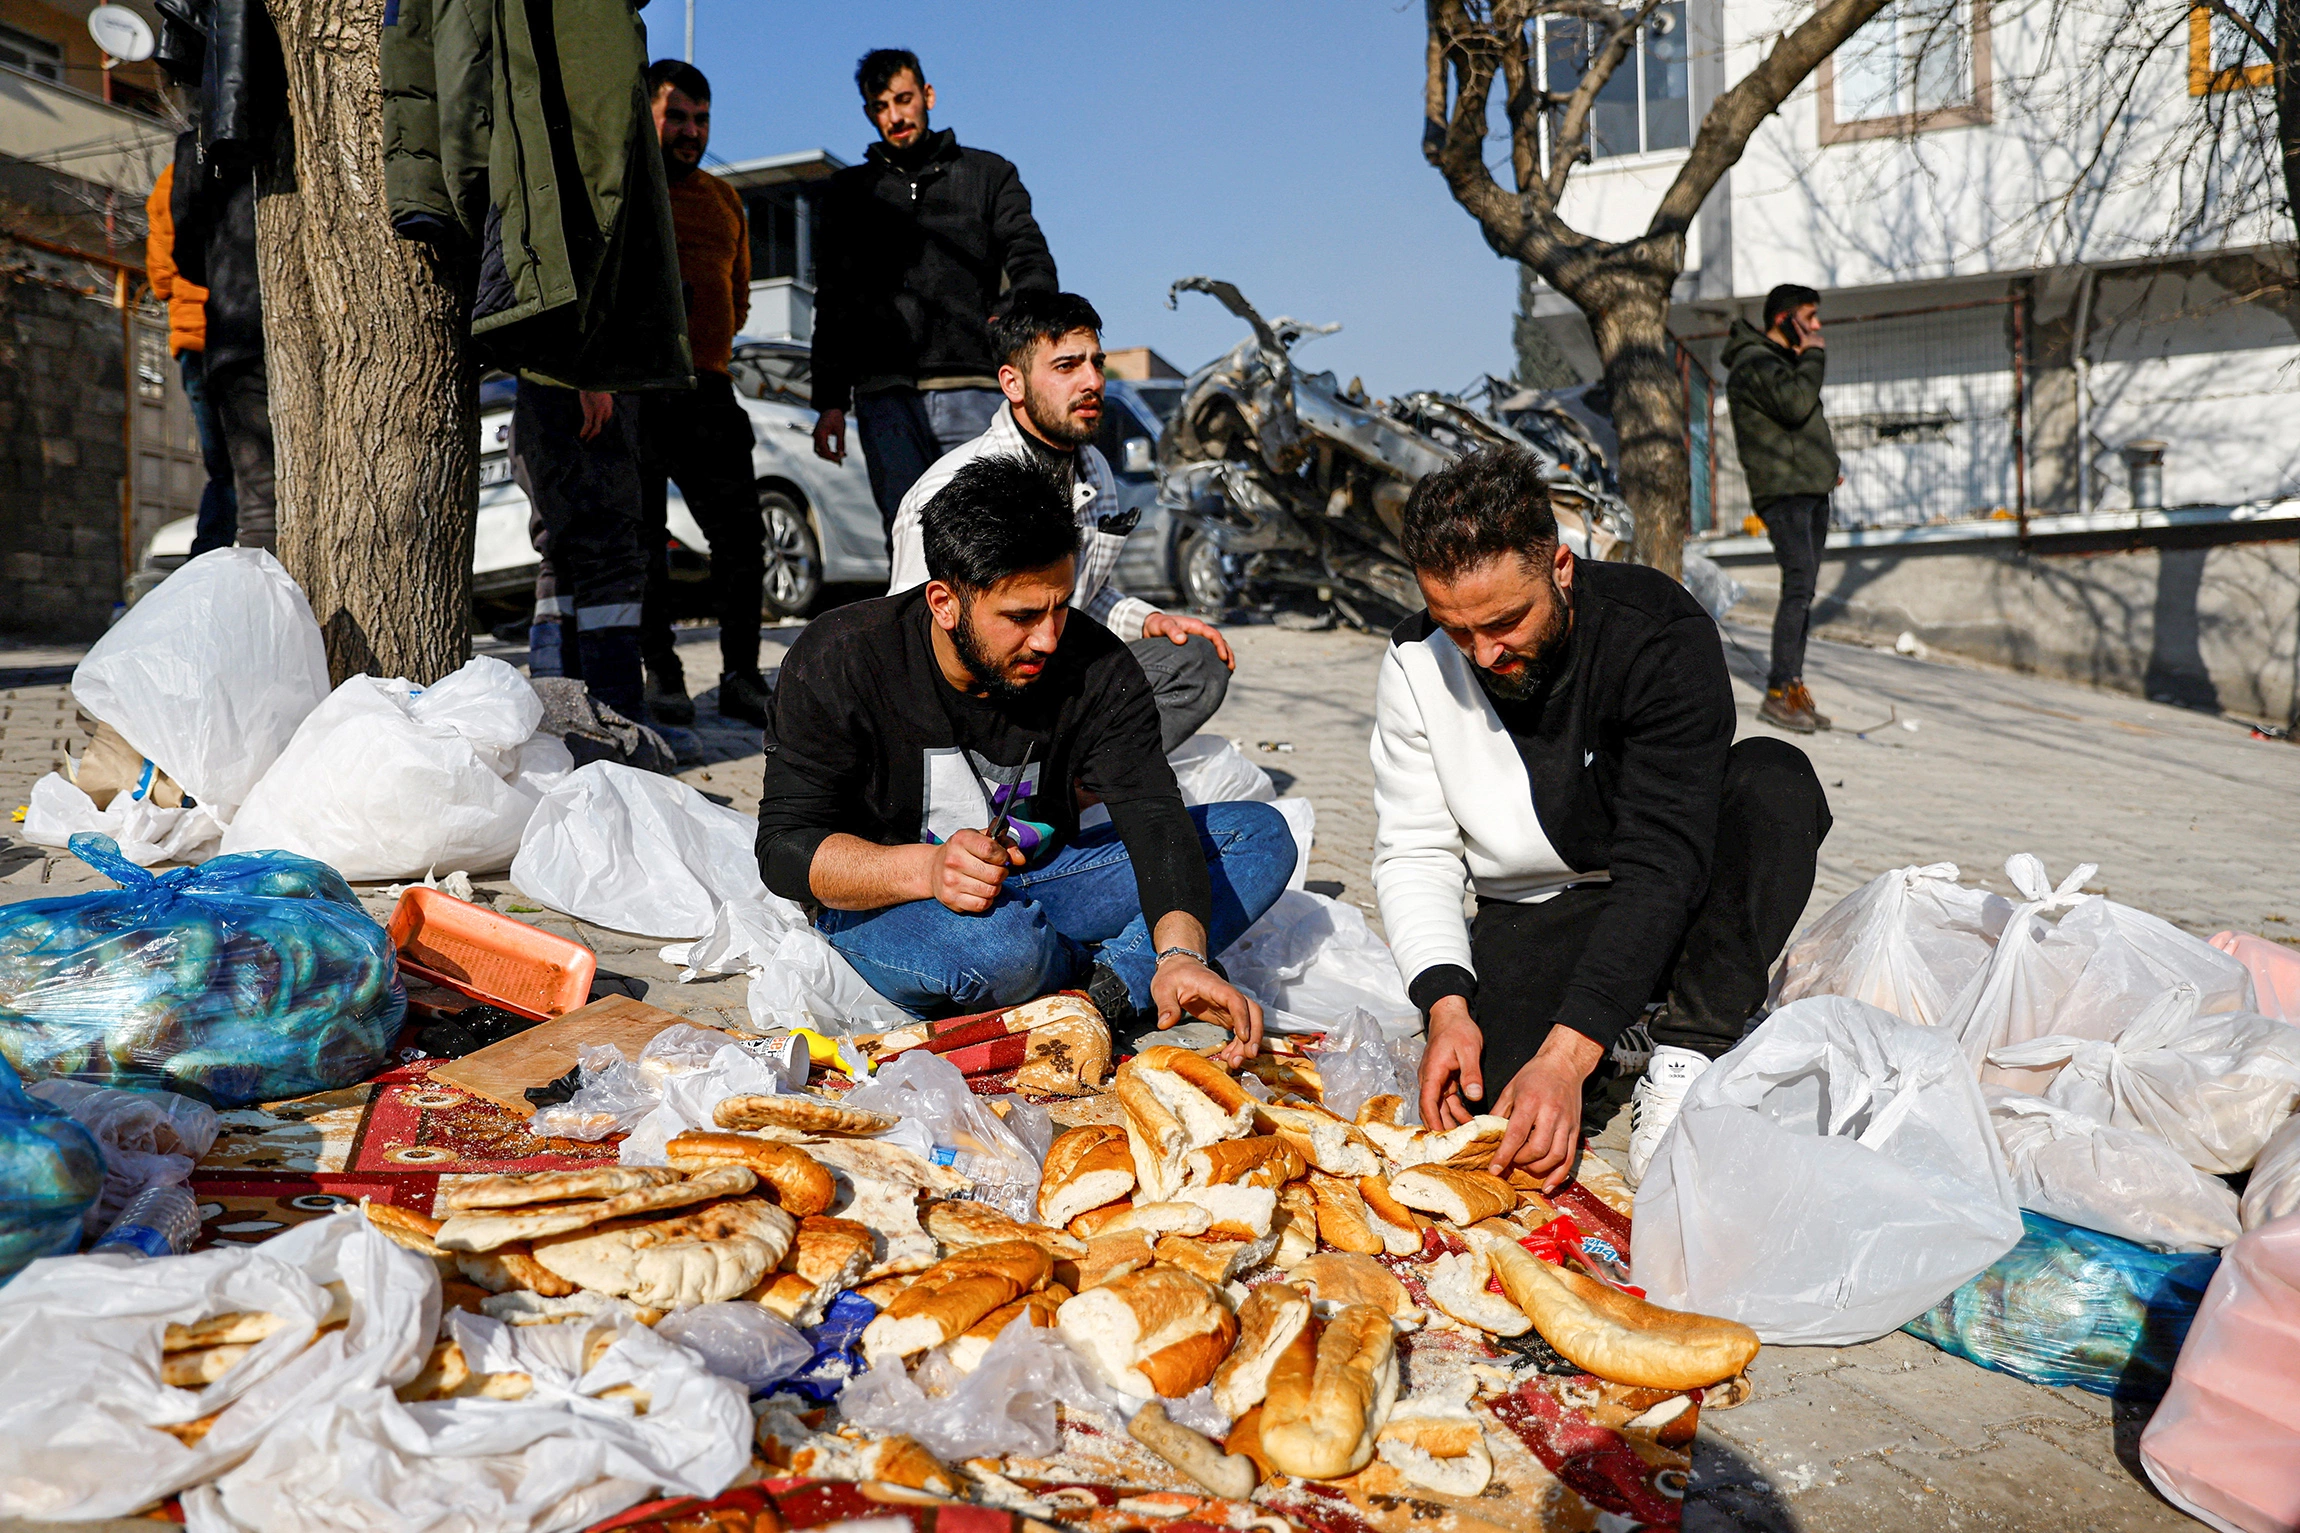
145, 162, 207, 357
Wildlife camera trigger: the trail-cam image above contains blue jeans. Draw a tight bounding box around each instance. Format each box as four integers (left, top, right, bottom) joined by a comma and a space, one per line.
852, 386, 1005, 541
180, 352, 240, 557
818, 801, 1296, 1019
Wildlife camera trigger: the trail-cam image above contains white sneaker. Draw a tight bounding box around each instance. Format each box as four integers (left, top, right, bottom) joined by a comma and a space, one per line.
1626, 1046, 1712, 1187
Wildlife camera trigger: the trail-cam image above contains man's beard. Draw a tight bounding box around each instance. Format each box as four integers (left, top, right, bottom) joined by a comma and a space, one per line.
661, 144, 699, 180
952, 605, 1040, 702
1020, 379, 1098, 449
1474, 577, 1572, 702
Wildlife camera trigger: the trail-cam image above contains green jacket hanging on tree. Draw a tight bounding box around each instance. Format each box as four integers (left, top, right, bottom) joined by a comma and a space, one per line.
380, 0, 691, 392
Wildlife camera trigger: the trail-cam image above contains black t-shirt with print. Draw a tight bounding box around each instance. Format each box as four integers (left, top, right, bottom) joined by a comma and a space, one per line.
755, 589, 1209, 927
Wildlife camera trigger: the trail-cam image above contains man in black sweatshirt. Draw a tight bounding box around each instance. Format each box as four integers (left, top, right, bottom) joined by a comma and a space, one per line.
756, 454, 1293, 1058
809, 48, 1059, 542
1370, 447, 1831, 1190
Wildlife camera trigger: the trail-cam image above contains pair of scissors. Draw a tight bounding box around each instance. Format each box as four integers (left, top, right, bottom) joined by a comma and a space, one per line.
981, 741, 1035, 849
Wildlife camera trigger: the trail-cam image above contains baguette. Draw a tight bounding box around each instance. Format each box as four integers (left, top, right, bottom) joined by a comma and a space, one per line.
750, 1214, 876, 1325
860, 1239, 1052, 1364
1272, 1183, 1319, 1269
943, 1287, 1068, 1372
1287, 1251, 1424, 1328
1171, 1183, 1278, 1240
1115, 1047, 1258, 1201
1385, 1165, 1518, 1226
1258, 1305, 1399, 1480
1056, 1265, 1238, 1398
1153, 1229, 1279, 1285
1360, 1114, 1509, 1171
1257, 1101, 1383, 1179
1306, 1172, 1385, 1255
1358, 1176, 1429, 1255
665, 1131, 835, 1216
921, 1196, 1085, 1257
1075, 1200, 1213, 1239
1471, 1229, 1760, 1390
1423, 1245, 1531, 1336
1376, 1384, 1494, 1497
1038, 1124, 1137, 1226
1211, 1280, 1312, 1419
1073, 1229, 1157, 1290
1183, 1134, 1306, 1191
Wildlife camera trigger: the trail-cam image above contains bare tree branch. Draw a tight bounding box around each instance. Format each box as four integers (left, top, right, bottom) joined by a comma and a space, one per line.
2199, 0, 2275, 64
1547, 0, 1664, 200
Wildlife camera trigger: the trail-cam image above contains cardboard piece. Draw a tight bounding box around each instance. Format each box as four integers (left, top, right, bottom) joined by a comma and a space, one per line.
429, 995, 709, 1116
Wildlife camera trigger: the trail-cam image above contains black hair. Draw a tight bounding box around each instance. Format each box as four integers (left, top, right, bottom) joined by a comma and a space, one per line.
922, 455, 1079, 590
987, 290, 1104, 370
1398, 445, 1559, 580
646, 59, 711, 101
856, 48, 924, 102
1763, 284, 1820, 328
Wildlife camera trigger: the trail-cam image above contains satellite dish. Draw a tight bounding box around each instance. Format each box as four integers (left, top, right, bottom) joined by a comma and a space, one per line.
87, 5, 156, 63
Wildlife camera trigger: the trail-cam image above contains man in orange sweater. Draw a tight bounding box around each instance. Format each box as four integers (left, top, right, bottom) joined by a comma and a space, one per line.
637, 60, 772, 728
147, 145, 238, 557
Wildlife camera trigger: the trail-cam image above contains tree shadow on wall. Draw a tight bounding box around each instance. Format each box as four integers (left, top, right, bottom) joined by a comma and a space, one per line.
2142, 546, 2221, 713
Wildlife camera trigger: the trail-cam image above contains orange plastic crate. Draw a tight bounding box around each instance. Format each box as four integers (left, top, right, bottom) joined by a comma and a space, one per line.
385, 886, 597, 1020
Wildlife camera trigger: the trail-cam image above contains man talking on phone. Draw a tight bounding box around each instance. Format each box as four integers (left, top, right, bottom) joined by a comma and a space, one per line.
1723, 283, 1842, 735
754, 453, 1293, 1059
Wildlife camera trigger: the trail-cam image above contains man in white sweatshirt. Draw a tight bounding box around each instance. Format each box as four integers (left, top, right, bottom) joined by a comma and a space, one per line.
1370, 446, 1831, 1190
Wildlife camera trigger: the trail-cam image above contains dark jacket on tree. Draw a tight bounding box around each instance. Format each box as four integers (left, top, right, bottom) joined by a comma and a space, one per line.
170, 130, 264, 383
378, 0, 691, 392
1723, 317, 1840, 508
811, 128, 1057, 414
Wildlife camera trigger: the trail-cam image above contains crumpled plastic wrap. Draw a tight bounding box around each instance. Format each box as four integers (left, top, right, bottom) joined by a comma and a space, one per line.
0, 833, 405, 1107
1225, 889, 1418, 1039
1310, 1007, 1425, 1124
1769, 862, 2010, 1029
839, 1315, 1119, 1460
2241, 1114, 2300, 1232
663, 897, 909, 1037
0, 1052, 104, 1284
1633, 996, 2024, 1345
1905, 1211, 2220, 1400
842, 1051, 1044, 1222
1986, 1087, 2240, 1252
512, 763, 769, 940
1988, 983, 2300, 1175
656, 1303, 813, 1393
24, 1078, 219, 1236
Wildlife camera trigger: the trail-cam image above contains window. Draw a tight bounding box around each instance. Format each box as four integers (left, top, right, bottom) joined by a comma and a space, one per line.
2189, 1, 2273, 93
1819, 0, 1992, 142
1537, 1, 1692, 165
744, 185, 817, 286
0, 22, 64, 82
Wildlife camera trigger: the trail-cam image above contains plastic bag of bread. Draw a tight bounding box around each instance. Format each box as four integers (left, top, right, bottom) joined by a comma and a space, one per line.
843, 1050, 1044, 1221
1986, 1087, 2239, 1252
0, 1053, 104, 1282
2241, 1114, 2300, 1232
1634, 997, 2023, 1345
1768, 863, 2008, 1030
0, 834, 404, 1107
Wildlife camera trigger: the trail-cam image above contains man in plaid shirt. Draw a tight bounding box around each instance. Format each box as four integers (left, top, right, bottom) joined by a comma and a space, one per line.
887, 290, 1234, 750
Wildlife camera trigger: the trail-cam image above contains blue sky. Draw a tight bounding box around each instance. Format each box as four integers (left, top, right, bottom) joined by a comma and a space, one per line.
680, 1, 1521, 398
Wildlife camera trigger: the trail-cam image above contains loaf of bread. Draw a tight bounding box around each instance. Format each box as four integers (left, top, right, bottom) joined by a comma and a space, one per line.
1038, 1124, 1137, 1226
528, 1195, 795, 1309
1305, 1172, 1385, 1255
1385, 1165, 1518, 1225
1115, 1047, 1259, 1201
1286, 1251, 1425, 1328
1376, 1384, 1494, 1496
1258, 1304, 1399, 1480
944, 1286, 1068, 1372
749, 1214, 876, 1325
1211, 1280, 1312, 1420
1272, 1183, 1319, 1268
1056, 1265, 1239, 1398
436, 1166, 685, 1211
1183, 1134, 1306, 1190
922, 1196, 1086, 1256
1357, 1176, 1428, 1255
1171, 1183, 1277, 1240
1257, 1101, 1383, 1178
1153, 1230, 1278, 1285
1074, 1200, 1213, 1239
860, 1239, 1053, 1364
1072, 1228, 1157, 1290
665, 1131, 835, 1217
1423, 1245, 1531, 1336
1472, 1228, 1760, 1389
713, 1095, 898, 1137
1359, 1114, 1509, 1170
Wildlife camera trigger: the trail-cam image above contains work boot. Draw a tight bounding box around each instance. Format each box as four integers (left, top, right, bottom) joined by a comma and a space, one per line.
716, 669, 774, 727
646, 662, 695, 727
1759, 686, 1820, 734
1627, 1045, 1713, 1186
574, 628, 647, 727
1789, 681, 1832, 730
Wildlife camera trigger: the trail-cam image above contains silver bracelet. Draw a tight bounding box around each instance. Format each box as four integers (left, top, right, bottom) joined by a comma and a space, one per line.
1155, 944, 1210, 967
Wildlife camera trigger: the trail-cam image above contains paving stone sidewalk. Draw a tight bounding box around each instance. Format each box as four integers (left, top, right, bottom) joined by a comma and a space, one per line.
4, 613, 2293, 1531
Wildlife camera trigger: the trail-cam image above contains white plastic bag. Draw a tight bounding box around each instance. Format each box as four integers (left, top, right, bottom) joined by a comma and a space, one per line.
512, 764, 764, 938
842, 1050, 1043, 1221
184, 1304, 750, 1533
1986, 1087, 2240, 1252
0, 1213, 437, 1520
1769, 863, 2009, 1028
223, 657, 571, 880
21, 772, 225, 866
1633, 996, 2024, 1345
1166, 735, 1276, 805
1225, 889, 1419, 1039
1989, 985, 2300, 1174
24, 1079, 219, 1235
663, 897, 909, 1037
839, 1316, 1118, 1460
1310, 1008, 1426, 1123
2240, 1114, 2300, 1231
72, 548, 331, 817
656, 1303, 813, 1392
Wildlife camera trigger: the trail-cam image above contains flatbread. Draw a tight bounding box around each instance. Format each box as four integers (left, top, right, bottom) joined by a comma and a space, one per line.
715, 1095, 898, 1137
435, 1166, 686, 1211
531, 1197, 798, 1309
435, 1166, 756, 1252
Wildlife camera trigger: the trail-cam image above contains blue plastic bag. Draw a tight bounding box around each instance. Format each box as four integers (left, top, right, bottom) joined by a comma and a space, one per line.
0, 1052, 103, 1284
0, 834, 404, 1107
1904, 1210, 2221, 1399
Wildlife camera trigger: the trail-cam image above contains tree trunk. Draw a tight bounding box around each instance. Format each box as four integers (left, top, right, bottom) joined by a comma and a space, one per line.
1560, 251, 1689, 577
258, 0, 475, 688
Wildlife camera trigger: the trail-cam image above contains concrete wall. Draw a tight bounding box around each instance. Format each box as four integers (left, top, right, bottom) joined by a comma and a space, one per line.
1, 267, 126, 639
1716, 532, 2300, 726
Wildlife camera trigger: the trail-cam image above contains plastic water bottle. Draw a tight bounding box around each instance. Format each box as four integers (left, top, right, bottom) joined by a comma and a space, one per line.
91, 1185, 201, 1258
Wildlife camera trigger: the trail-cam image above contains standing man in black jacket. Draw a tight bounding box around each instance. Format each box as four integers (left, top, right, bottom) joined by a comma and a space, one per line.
809, 48, 1059, 541
1370, 448, 1831, 1192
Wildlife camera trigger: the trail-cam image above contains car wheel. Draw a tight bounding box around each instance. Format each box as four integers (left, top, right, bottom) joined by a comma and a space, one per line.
1175, 527, 1233, 619
761, 488, 822, 618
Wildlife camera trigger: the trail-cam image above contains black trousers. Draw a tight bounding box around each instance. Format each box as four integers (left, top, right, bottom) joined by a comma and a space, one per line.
1757, 493, 1830, 690
1469, 737, 1831, 1092
1128, 633, 1231, 752
640, 372, 766, 679
208, 360, 275, 552
513, 384, 648, 723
